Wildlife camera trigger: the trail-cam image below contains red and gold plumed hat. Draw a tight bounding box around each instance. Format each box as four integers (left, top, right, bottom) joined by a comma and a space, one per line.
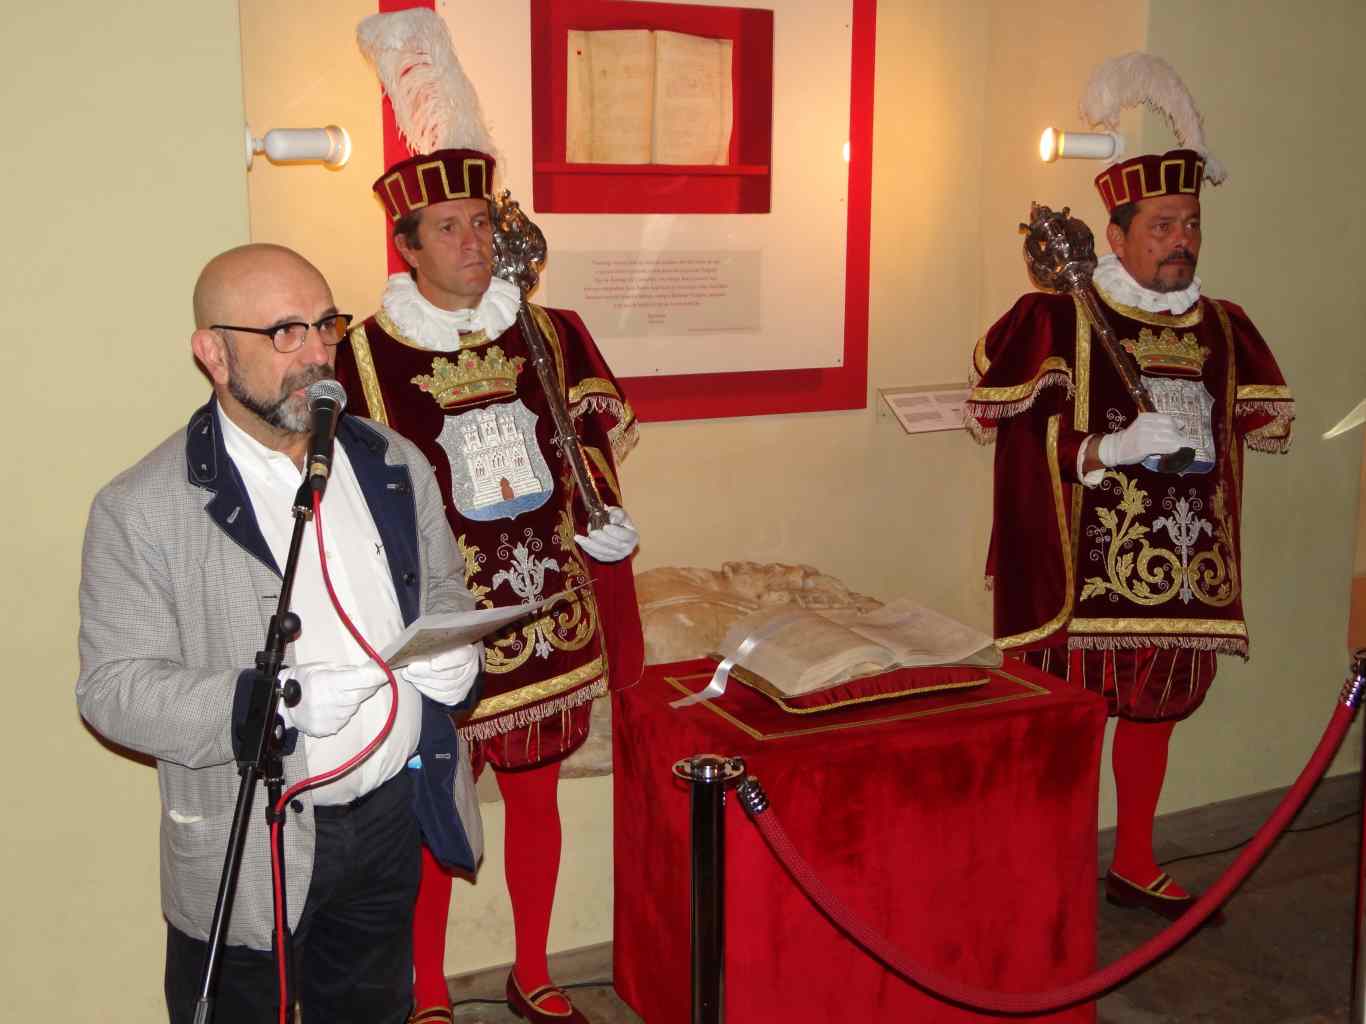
1079, 53, 1226, 213
357, 9, 498, 221
1093, 148, 1205, 214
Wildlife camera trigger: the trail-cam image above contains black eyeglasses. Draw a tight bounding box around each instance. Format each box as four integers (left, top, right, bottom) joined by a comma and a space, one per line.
211, 313, 354, 353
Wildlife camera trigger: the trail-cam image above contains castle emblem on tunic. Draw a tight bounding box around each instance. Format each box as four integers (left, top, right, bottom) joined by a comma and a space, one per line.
1141, 376, 1217, 476
437, 399, 554, 521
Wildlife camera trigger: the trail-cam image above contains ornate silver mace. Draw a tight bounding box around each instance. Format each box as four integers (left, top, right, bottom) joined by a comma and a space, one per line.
490, 190, 611, 531
1020, 203, 1195, 475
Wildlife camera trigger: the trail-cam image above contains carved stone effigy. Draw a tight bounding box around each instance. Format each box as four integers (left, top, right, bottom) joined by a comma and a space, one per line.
558, 562, 882, 778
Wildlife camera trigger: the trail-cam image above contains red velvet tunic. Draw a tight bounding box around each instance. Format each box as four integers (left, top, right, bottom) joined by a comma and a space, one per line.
967, 288, 1293, 718
336, 302, 643, 768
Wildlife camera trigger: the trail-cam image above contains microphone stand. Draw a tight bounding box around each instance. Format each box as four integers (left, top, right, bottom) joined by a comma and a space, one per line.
1020, 202, 1196, 475
194, 479, 314, 1024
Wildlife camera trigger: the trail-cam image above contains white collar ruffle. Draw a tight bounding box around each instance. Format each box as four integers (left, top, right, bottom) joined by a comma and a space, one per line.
1093, 252, 1201, 315
379, 273, 521, 351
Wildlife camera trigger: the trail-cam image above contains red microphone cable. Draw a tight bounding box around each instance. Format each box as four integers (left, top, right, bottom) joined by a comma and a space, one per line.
268, 490, 402, 1024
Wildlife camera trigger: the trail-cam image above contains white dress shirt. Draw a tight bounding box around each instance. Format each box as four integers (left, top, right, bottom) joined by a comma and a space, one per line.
218, 407, 420, 804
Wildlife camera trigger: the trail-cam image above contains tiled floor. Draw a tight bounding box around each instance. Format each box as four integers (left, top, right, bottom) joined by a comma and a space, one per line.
447, 774, 1360, 1023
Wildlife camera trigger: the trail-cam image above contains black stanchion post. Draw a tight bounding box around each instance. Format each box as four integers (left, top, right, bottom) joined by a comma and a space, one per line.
673, 754, 745, 1024
1347, 649, 1366, 1024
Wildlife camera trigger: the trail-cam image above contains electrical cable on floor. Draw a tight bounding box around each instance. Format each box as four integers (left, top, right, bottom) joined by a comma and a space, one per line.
1096, 807, 1360, 881
451, 979, 615, 1009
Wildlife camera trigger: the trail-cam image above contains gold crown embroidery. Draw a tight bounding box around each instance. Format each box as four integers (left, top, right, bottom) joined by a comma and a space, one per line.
1121, 327, 1208, 376
411, 346, 526, 408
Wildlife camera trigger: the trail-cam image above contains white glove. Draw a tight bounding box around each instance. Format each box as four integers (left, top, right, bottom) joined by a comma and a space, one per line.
573, 506, 639, 563
1097, 413, 1187, 467
400, 643, 482, 706
278, 661, 387, 738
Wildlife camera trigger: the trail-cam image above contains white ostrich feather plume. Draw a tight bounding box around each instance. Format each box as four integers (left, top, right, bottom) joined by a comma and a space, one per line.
1080, 52, 1226, 184
357, 8, 496, 159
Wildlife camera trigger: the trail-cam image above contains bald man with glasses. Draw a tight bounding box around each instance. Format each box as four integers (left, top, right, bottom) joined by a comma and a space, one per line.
77, 243, 484, 1023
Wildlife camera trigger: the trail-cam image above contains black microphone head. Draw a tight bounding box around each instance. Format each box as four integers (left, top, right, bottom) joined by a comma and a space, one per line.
307, 379, 347, 411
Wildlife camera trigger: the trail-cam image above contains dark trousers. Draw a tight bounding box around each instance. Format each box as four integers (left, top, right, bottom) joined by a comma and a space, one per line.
165, 770, 421, 1024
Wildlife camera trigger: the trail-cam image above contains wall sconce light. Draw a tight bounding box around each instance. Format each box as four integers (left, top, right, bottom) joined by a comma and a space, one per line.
244, 124, 352, 170
1038, 127, 1124, 163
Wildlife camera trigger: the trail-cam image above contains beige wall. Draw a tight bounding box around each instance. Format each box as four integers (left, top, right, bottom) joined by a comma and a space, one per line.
11, 0, 1363, 1016
1142, 0, 1366, 804
0, 1, 249, 1019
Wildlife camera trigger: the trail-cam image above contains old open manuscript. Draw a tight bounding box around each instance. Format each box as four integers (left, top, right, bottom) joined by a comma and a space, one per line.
716, 599, 1004, 697
566, 29, 734, 165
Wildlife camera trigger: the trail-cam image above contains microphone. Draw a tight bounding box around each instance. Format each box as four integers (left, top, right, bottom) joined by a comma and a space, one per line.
306, 380, 347, 493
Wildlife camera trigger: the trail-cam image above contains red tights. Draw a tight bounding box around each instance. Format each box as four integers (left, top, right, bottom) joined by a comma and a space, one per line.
1110, 717, 1185, 895
411, 760, 565, 1011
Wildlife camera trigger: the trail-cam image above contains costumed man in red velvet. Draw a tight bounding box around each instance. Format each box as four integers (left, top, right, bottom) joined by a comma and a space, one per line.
347, 11, 644, 1024
967, 54, 1293, 921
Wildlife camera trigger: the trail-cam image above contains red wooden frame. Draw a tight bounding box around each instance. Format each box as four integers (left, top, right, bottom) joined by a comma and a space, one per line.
376, 0, 876, 422
529, 0, 773, 215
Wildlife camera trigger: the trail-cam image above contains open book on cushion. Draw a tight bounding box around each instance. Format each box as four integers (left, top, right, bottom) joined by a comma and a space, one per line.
713, 598, 1002, 713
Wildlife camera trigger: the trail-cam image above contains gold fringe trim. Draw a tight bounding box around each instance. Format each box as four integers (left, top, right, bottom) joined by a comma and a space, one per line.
1237, 384, 1293, 402
1246, 431, 1293, 454
458, 676, 606, 742
569, 377, 623, 404
1069, 616, 1247, 637
963, 415, 996, 446
964, 370, 1074, 422
1241, 402, 1294, 454
571, 393, 630, 421
469, 655, 604, 715
1067, 634, 1248, 659
572, 393, 639, 465
969, 356, 1072, 403
962, 365, 996, 443
611, 417, 640, 463
1236, 399, 1295, 417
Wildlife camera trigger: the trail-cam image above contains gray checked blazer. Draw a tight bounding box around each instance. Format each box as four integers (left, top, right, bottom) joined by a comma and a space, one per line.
76, 397, 479, 950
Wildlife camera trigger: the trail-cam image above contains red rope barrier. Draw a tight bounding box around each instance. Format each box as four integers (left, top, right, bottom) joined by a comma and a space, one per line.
743, 699, 1357, 1015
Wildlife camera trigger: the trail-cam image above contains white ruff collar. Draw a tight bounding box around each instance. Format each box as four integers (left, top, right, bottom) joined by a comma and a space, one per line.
379, 273, 522, 351
1093, 253, 1201, 315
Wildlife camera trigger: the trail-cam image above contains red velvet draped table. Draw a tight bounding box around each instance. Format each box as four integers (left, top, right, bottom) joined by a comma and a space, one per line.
612, 657, 1107, 1023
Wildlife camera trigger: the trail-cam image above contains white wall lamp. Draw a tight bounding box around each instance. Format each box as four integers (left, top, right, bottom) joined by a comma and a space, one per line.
244, 124, 352, 170
1038, 127, 1124, 163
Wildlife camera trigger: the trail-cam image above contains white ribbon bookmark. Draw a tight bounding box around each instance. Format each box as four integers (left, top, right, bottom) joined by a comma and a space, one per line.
669, 610, 806, 709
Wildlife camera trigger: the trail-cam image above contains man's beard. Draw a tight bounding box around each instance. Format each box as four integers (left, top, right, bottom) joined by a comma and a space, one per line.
224, 341, 333, 434
1145, 251, 1197, 293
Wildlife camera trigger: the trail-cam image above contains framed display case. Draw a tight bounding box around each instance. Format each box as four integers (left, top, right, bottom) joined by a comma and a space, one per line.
376, 0, 875, 422
531, 0, 774, 215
